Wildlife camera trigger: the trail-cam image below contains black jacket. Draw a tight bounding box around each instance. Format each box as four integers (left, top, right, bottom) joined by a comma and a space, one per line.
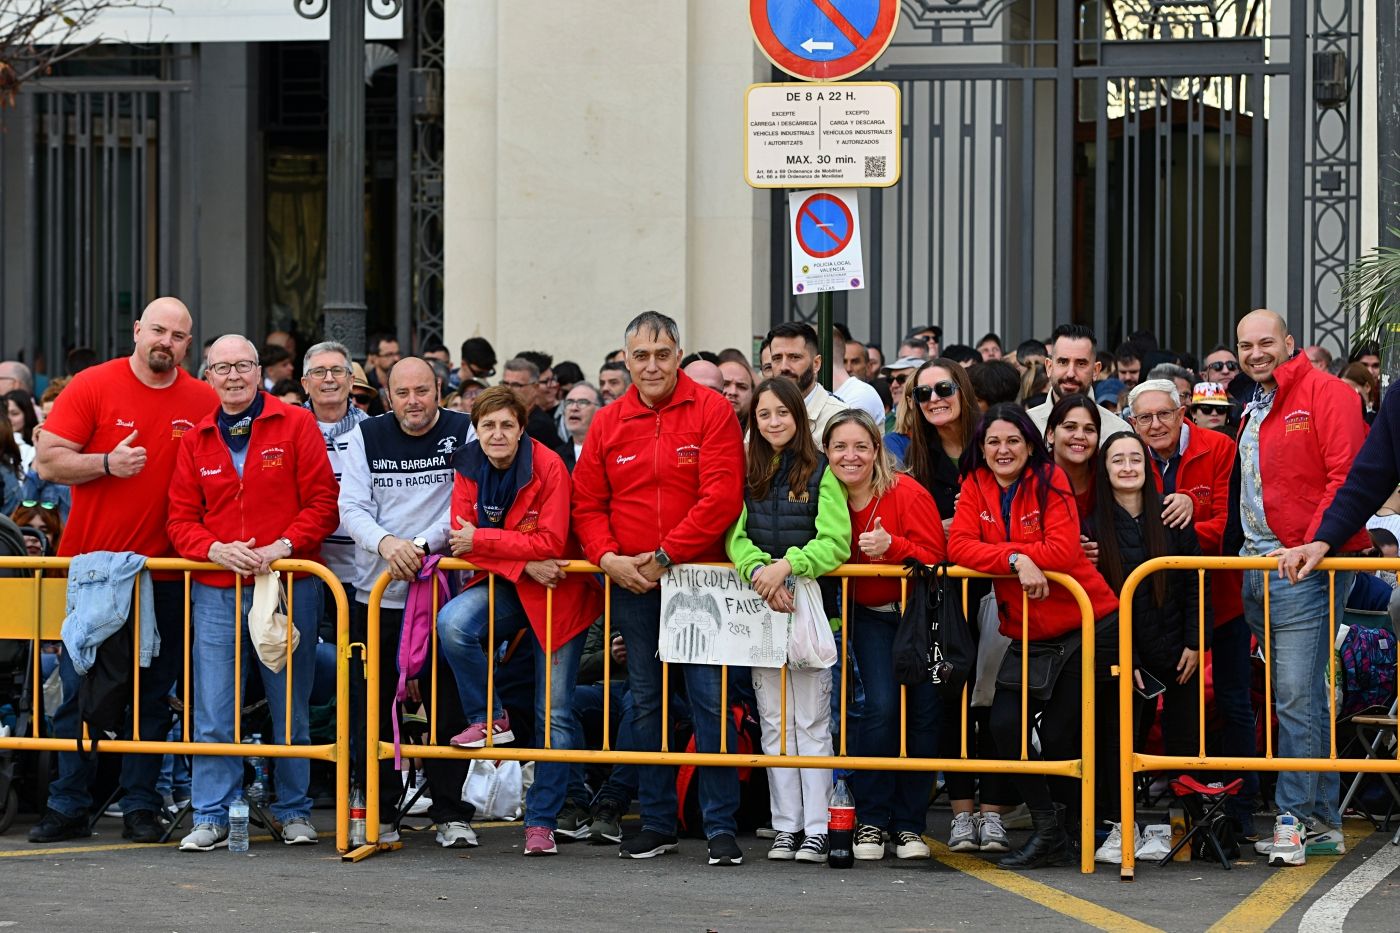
1089, 502, 1210, 671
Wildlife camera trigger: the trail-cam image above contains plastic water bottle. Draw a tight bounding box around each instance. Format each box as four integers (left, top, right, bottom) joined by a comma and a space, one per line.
229, 796, 250, 853
349, 786, 367, 847
246, 734, 268, 806
828, 778, 855, 869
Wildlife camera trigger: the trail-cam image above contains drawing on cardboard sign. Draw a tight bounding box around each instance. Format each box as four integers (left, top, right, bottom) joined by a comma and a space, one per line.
660, 564, 789, 668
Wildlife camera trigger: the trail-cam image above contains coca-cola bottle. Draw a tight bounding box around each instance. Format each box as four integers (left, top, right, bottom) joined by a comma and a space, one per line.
828, 778, 855, 868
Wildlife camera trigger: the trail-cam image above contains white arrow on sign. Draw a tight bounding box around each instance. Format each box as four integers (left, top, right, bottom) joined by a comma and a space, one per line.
801, 37, 835, 53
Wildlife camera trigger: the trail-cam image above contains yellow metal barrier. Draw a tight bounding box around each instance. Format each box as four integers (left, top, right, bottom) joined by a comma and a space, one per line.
1117, 556, 1400, 881
0, 557, 352, 853
359, 559, 1101, 871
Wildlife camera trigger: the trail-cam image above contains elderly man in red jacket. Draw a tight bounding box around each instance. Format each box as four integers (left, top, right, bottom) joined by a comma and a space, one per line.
167, 334, 340, 852
572, 310, 746, 866
1230, 309, 1368, 868
1127, 377, 1257, 826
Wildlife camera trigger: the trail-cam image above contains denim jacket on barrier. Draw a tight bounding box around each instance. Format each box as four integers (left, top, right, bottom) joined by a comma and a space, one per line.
61, 551, 157, 676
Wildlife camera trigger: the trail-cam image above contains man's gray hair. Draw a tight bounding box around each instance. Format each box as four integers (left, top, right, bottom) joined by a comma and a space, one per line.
0, 361, 34, 392
302, 340, 351, 374
1127, 378, 1182, 411
568, 381, 603, 404
624, 310, 680, 347
504, 357, 540, 381
1147, 363, 1196, 386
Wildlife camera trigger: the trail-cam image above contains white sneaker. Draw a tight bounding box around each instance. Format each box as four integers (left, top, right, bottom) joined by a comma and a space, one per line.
893, 831, 930, 860
1254, 814, 1305, 867
1001, 802, 1032, 830
853, 824, 886, 860
435, 820, 479, 848
403, 771, 433, 816
1093, 821, 1141, 864
1135, 824, 1173, 862
377, 823, 401, 845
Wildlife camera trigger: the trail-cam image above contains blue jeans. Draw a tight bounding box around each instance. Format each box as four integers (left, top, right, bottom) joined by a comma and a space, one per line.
568, 681, 638, 807
1211, 614, 1260, 816
612, 587, 739, 839
190, 578, 320, 827
47, 580, 184, 819
849, 605, 941, 834
1243, 569, 1351, 829
437, 580, 586, 829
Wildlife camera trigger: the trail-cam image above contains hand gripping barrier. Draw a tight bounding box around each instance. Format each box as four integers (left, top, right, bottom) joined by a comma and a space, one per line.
1117, 556, 1400, 880
359, 559, 1101, 871
0, 557, 352, 852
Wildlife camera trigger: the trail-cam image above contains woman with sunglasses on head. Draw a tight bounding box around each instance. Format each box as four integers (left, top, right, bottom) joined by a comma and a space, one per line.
724, 378, 851, 863
12, 499, 63, 557
886, 359, 1016, 852
822, 409, 947, 861
946, 404, 1118, 869
1082, 431, 1205, 864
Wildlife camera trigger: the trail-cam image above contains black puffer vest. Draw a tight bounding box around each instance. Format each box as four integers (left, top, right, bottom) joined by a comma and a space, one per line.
744, 451, 842, 619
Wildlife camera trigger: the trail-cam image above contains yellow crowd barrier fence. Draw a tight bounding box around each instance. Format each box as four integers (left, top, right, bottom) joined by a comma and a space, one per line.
360, 559, 1102, 871
1118, 556, 1400, 880
0, 557, 352, 852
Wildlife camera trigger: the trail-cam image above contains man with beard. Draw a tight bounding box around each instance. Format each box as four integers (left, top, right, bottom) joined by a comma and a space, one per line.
28, 297, 218, 844
718, 358, 755, 425
766, 322, 851, 441
1026, 323, 1130, 442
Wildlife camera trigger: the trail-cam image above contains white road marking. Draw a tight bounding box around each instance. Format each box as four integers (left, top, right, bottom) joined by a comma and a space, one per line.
1299, 839, 1400, 931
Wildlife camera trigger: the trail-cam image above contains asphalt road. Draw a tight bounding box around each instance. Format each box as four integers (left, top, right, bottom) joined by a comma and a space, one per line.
2, 809, 1399, 932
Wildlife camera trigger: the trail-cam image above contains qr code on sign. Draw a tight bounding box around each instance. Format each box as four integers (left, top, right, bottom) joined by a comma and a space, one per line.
864, 156, 886, 178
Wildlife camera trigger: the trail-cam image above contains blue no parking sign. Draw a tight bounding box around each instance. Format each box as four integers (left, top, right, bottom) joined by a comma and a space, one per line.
789, 190, 864, 294
749, 0, 899, 81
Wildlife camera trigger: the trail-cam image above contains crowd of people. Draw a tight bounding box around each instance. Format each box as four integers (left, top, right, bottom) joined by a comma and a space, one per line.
3, 300, 1397, 873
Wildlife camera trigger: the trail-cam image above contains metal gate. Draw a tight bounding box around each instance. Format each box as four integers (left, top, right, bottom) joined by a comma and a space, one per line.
772, 0, 1363, 360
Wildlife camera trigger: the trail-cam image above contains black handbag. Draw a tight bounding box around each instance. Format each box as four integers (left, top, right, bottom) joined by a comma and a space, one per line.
995, 629, 1083, 701
892, 559, 975, 696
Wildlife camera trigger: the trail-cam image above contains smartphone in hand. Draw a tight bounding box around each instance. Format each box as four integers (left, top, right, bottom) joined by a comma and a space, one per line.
1135, 668, 1167, 701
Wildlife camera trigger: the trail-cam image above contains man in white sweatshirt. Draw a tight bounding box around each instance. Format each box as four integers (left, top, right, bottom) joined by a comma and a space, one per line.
339, 356, 478, 849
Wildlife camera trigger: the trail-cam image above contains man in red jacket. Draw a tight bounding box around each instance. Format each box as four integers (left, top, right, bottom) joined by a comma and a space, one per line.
1127, 377, 1256, 826
1233, 309, 1368, 867
166, 335, 339, 852
572, 310, 746, 866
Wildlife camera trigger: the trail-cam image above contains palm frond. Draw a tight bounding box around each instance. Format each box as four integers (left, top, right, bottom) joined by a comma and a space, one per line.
1342, 226, 1400, 354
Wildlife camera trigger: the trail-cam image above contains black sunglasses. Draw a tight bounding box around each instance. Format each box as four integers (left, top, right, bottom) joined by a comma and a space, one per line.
912, 381, 959, 404
1205, 360, 1239, 373
20, 499, 57, 510
890, 372, 913, 386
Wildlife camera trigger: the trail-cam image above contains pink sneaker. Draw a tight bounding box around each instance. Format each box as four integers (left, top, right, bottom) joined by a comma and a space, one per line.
449, 714, 515, 748
524, 826, 557, 856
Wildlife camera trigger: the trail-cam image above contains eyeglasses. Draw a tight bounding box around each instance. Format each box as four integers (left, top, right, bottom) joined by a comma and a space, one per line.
563, 398, 597, 409
1190, 406, 1227, 417
20, 500, 56, 510
912, 381, 958, 404
469, 365, 497, 378
890, 372, 913, 386
207, 360, 259, 376
306, 366, 351, 380
352, 392, 376, 406
1129, 408, 1181, 426
540, 376, 559, 386
1205, 360, 1239, 373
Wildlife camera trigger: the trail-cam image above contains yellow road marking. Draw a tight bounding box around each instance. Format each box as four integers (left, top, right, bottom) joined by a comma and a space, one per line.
927, 838, 1165, 933
1204, 825, 1373, 933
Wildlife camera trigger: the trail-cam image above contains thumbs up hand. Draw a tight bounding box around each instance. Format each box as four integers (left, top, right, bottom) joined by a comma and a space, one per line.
107, 429, 148, 478
857, 515, 892, 560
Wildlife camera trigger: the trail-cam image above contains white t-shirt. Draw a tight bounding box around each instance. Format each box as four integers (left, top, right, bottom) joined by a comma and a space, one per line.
833, 376, 885, 424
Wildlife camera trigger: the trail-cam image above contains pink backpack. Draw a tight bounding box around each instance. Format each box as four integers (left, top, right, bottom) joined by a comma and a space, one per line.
393, 554, 451, 768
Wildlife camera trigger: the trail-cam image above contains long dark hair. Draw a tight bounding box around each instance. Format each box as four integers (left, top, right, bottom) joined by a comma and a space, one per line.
746, 377, 819, 501
4, 391, 37, 446
1093, 431, 1168, 606
904, 358, 977, 494
0, 418, 20, 474
961, 403, 1068, 532
1045, 393, 1102, 511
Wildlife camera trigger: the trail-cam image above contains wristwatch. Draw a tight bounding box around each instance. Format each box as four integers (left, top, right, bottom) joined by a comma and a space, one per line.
653, 548, 673, 569
1008, 552, 1021, 573
412, 536, 429, 554
277, 537, 294, 557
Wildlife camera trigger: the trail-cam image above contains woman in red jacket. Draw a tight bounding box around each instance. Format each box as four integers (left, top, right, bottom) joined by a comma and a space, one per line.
822, 409, 947, 862
947, 404, 1118, 869
435, 386, 602, 856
